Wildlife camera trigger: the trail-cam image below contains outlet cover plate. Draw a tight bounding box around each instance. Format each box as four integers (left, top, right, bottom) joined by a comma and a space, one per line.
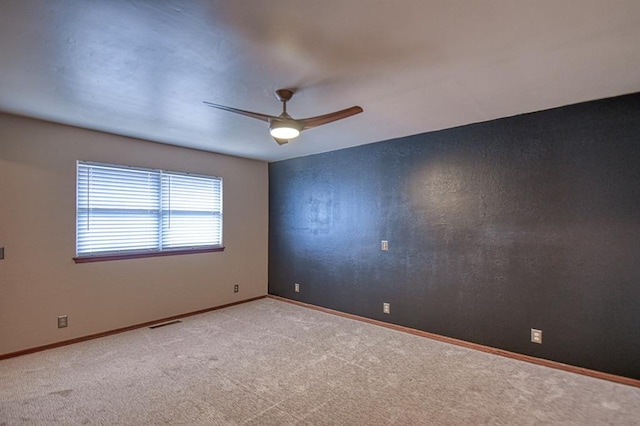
381, 240, 389, 251
58, 315, 68, 328
233, 284, 239, 293
294, 283, 300, 293
383, 302, 390, 314
531, 328, 542, 344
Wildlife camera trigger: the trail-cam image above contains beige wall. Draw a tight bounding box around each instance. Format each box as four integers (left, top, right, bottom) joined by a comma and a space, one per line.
0, 113, 268, 355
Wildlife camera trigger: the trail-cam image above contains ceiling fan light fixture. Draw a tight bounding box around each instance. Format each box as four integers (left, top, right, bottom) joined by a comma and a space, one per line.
269, 120, 301, 140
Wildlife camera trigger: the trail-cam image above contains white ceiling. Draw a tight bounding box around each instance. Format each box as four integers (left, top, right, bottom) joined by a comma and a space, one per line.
1, 1, 639, 162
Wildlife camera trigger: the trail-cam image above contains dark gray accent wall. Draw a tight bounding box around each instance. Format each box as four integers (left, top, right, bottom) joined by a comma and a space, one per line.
268, 93, 640, 380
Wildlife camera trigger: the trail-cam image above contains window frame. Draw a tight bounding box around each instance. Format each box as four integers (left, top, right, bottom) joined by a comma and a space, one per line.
74, 161, 224, 263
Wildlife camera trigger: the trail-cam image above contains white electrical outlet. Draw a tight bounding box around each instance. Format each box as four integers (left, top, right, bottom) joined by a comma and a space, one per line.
381, 240, 389, 251
294, 283, 300, 293
531, 328, 542, 344
383, 302, 390, 314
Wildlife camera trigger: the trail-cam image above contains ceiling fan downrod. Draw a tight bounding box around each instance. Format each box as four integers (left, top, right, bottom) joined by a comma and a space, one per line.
275, 89, 295, 116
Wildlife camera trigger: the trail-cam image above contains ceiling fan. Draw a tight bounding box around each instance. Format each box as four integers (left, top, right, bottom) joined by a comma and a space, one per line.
203, 89, 363, 145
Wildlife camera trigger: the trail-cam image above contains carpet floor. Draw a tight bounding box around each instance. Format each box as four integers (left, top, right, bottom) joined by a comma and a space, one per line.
1, 298, 639, 425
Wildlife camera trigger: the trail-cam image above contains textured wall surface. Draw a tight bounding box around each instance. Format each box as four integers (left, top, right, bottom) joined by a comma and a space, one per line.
269, 93, 640, 379
0, 113, 268, 355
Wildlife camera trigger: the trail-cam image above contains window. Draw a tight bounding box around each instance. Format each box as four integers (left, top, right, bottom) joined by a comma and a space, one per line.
75, 161, 223, 262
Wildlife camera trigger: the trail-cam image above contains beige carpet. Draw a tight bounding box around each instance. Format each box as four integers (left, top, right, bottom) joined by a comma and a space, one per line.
1, 298, 639, 425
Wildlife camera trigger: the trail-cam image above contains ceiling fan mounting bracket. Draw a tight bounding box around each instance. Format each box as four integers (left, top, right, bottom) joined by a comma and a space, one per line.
275, 89, 295, 103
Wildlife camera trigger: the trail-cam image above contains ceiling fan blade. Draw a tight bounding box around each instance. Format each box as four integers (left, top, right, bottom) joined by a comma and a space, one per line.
300, 106, 363, 130
203, 101, 278, 122
272, 137, 289, 145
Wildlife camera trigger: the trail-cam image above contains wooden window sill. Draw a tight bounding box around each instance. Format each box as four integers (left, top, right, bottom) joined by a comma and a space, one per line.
73, 246, 225, 263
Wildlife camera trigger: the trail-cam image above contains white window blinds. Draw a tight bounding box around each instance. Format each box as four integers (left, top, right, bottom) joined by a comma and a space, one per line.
76, 162, 222, 257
